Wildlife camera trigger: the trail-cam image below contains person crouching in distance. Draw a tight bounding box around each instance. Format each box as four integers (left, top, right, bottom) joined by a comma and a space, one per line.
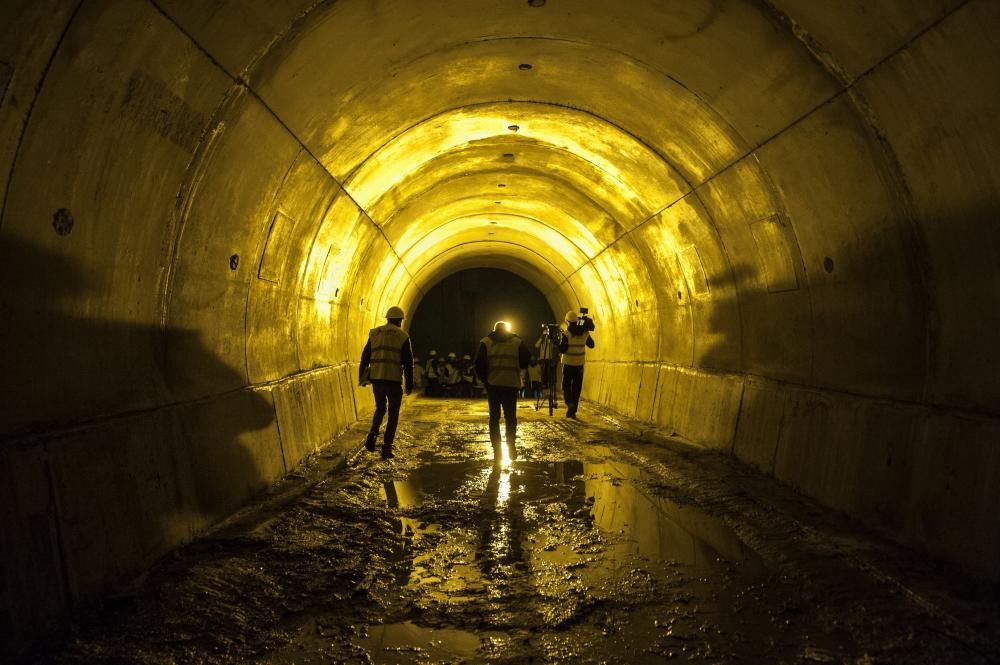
358, 306, 414, 459
559, 309, 595, 419
475, 320, 531, 461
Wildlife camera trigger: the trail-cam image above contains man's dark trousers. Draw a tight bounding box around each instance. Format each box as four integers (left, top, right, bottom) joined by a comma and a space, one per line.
486, 385, 518, 453
562, 365, 585, 416
368, 379, 403, 451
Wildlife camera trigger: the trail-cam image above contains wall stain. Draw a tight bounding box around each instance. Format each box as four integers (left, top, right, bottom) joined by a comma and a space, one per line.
119, 71, 207, 152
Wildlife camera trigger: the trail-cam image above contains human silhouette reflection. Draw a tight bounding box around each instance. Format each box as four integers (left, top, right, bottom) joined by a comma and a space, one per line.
475, 462, 526, 588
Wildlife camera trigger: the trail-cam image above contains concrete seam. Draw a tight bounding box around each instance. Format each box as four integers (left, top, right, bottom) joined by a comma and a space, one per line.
583, 359, 1000, 422
242, 150, 302, 385
1, 363, 351, 448
272, 397, 289, 477
754, 0, 974, 422
41, 439, 76, 609
770, 402, 785, 477
559, 0, 974, 295
292, 185, 340, 369
144, 0, 420, 297
0, 0, 86, 235
730, 377, 747, 457
157, 89, 238, 329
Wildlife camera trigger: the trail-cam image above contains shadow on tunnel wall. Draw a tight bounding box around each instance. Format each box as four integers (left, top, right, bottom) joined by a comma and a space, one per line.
645, 212, 1000, 582
0, 235, 278, 659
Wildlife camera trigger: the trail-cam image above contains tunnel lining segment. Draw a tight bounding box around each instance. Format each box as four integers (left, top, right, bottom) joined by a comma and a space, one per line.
142, 0, 423, 331
0, 0, 85, 237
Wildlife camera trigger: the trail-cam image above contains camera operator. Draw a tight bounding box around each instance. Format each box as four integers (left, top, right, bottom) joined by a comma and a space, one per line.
558, 309, 595, 419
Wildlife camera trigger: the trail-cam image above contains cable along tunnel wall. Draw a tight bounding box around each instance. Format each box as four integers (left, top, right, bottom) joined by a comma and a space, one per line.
1, 0, 999, 658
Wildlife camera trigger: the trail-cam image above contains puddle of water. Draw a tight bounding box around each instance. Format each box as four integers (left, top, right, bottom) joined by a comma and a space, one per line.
381, 459, 762, 573
353, 621, 480, 663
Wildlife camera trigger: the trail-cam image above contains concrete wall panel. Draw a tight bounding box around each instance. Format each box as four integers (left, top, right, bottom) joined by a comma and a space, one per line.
857, 0, 1000, 411
0, 0, 79, 206
651, 366, 743, 451
635, 364, 660, 423
0, 0, 232, 426
700, 159, 813, 382
732, 381, 785, 473
49, 411, 185, 605
906, 413, 1000, 579
756, 96, 926, 399
246, 153, 338, 382
0, 443, 66, 660
165, 93, 301, 398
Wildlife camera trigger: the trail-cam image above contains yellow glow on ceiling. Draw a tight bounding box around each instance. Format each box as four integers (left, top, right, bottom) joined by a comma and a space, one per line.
345, 103, 678, 215
400, 215, 588, 273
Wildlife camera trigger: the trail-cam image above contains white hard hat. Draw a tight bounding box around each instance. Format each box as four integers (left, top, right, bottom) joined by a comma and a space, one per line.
463, 354, 471, 360
429, 350, 437, 356
565, 310, 579, 323
386, 305, 405, 319
448, 352, 456, 359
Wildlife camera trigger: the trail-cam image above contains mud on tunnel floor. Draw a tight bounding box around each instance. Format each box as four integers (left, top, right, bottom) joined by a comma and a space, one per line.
37, 398, 1000, 664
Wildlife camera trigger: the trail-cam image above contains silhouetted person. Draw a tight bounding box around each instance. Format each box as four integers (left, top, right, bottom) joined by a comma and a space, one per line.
527, 357, 542, 398
460, 354, 476, 396
359, 306, 414, 459
559, 310, 595, 419
424, 350, 439, 396
475, 321, 531, 460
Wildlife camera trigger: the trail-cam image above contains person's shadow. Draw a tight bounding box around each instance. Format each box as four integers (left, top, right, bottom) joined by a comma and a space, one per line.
0, 234, 275, 660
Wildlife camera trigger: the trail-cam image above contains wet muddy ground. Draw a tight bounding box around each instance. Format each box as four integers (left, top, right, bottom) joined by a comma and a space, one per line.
38, 398, 999, 664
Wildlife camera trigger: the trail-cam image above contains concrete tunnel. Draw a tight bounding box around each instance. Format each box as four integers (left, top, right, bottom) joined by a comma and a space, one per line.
1, 0, 999, 657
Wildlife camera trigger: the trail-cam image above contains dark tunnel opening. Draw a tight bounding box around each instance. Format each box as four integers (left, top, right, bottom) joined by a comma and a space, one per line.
408, 268, 558, 362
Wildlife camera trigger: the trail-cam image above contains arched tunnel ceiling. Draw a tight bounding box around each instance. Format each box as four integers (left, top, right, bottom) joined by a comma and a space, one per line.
248, 5, 805, 303
231, 0, 994, 411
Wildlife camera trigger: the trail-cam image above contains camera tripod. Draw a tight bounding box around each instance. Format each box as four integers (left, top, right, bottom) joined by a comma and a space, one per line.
534, 331, 559, 416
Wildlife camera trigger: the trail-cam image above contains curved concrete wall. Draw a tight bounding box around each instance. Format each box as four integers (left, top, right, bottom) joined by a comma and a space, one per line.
2, 0, 998, 655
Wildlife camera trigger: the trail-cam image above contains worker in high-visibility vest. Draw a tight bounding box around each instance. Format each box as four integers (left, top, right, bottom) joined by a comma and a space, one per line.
424, 350, 439, 396
359, 306, 414, 459
558, 310, 595, 419
460, 354, 476, 397
475, 321, 531, 461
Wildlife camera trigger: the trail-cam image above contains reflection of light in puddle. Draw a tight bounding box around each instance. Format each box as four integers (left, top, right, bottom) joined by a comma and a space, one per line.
354, 621, 480, 663
496, 468, 511, 507
380, 458, 765, 613
499, 443, 511, 468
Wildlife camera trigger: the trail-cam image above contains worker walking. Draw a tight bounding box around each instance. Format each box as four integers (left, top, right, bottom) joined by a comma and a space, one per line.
475, 321, 531, 461
559, 310, 595, 419
359, 306, 414, 459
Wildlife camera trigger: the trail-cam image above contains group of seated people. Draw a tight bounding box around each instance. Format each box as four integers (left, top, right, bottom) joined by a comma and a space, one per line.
414, 350, 481, 397
414, 349, 546, 398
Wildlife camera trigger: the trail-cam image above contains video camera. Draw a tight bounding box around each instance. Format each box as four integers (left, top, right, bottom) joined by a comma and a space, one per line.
540, 322, 562, 338
577, 307, 596, 332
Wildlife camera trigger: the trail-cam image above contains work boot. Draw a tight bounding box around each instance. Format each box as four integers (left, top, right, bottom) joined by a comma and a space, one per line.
508, 443, 518, 461
365, 435, 377, 452
380, 446, 394, 460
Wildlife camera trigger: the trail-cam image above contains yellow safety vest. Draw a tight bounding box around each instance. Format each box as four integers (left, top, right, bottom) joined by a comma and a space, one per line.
481, 335, 522, 388
562, 331, 590, 367
368, 324, 409, 381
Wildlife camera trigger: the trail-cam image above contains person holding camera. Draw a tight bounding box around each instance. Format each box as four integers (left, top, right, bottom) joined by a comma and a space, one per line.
559, 309, 595, 419
475, 321, 532, 461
